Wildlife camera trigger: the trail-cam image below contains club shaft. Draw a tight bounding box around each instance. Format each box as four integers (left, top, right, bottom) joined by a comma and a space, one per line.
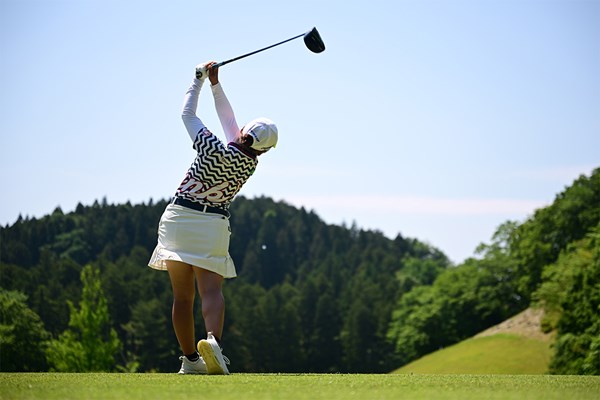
213, 33, 304, 69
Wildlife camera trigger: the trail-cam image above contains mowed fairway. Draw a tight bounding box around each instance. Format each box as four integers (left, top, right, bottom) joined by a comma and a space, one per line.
1, 373, 599, 400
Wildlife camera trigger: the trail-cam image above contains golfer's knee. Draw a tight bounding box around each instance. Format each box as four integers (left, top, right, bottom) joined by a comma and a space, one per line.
199, 286, 223, 301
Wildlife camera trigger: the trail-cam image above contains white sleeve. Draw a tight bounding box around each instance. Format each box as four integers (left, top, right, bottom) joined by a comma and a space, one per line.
181, 78, 207, 141
211, 83, 240, 143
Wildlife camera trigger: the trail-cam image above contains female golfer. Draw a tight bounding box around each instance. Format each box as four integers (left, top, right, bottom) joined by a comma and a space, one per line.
148, 61, 278, 374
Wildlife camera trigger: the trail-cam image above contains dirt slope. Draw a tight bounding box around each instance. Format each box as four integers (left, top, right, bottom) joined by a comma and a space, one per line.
474, 307, 553, 342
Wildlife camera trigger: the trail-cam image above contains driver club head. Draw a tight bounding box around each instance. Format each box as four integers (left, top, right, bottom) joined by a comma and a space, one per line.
303, 27, 325, 53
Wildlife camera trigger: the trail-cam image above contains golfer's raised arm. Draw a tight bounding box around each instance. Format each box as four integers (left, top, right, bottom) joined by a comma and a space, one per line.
207, 65, 239, 143
211, 83, 239, 143
181, 78, 207, 141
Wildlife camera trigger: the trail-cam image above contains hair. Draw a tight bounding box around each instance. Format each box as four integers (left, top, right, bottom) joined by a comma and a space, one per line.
241, 134, 265, 156
242, 134, 254, 147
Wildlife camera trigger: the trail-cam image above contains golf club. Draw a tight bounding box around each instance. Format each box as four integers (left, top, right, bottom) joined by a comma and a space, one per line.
196, 27, 325, 79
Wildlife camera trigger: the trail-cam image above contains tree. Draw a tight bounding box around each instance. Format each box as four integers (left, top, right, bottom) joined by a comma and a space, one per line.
45, 265, 122, 371
387, 284, 442, 365
0, 289, 50, 371
510, 169, 600, 297
535, 224, 600, 375
122, 298, 175, 372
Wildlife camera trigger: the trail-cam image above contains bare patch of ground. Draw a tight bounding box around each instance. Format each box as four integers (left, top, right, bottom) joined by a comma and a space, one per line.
474, 308, 553, 342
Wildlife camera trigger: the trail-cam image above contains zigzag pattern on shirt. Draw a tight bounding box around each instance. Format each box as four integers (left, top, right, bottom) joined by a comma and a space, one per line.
176, 132, 257, 208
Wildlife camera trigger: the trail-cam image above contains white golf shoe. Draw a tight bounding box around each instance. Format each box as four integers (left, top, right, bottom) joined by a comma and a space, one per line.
197, 332, 230, 375
178, 355, 208, 374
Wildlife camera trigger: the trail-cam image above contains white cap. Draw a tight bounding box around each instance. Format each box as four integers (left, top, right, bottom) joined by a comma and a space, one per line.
243, 117, 278, 152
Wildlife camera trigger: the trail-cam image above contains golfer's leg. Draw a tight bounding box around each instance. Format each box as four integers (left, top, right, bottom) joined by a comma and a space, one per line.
166, 260, 196, 355
194, 268, 225, 340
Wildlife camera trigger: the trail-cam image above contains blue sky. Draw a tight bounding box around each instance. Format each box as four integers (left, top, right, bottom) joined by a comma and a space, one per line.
1, 0, 598, 263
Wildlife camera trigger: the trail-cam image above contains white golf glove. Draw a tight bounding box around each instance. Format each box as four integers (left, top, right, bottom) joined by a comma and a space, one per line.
195, 63, 210, 81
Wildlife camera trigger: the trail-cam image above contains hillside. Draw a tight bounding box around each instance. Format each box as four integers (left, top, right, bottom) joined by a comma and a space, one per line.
393, 308, 553, 374
388, 169, 599, 375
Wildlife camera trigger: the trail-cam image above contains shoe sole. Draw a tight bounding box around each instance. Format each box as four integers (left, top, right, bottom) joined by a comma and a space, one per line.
178, 358, 208, 375
179, 368, 207, 375
197, 340, 229, 375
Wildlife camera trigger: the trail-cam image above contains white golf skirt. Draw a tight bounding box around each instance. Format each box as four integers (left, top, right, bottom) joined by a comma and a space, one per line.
148, 204, 237, 278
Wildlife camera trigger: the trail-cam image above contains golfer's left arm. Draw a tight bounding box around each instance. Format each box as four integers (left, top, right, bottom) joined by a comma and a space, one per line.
181, 78, 207, 141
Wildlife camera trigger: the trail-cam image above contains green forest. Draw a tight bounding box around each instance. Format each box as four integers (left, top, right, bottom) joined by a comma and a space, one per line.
1, 168, 598, 374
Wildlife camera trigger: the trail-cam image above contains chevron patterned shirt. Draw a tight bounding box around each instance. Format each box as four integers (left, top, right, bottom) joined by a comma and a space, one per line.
174, 79, 258, 210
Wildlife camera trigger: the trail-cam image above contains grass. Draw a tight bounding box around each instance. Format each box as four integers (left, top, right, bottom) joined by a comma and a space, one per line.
394, 333, 552, 375
1, 373, 599, 400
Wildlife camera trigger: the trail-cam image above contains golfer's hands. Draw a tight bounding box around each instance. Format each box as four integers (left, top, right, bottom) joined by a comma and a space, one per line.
195, 61, 213, 80
206, 61, 219, 85
195, 62, 209, 80
195, 61, 219, 84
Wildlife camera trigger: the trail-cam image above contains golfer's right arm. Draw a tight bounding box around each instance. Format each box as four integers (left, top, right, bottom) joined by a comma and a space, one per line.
207, 64, 240, 143
211, 83, 239, 143
181, 78, 207, 141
